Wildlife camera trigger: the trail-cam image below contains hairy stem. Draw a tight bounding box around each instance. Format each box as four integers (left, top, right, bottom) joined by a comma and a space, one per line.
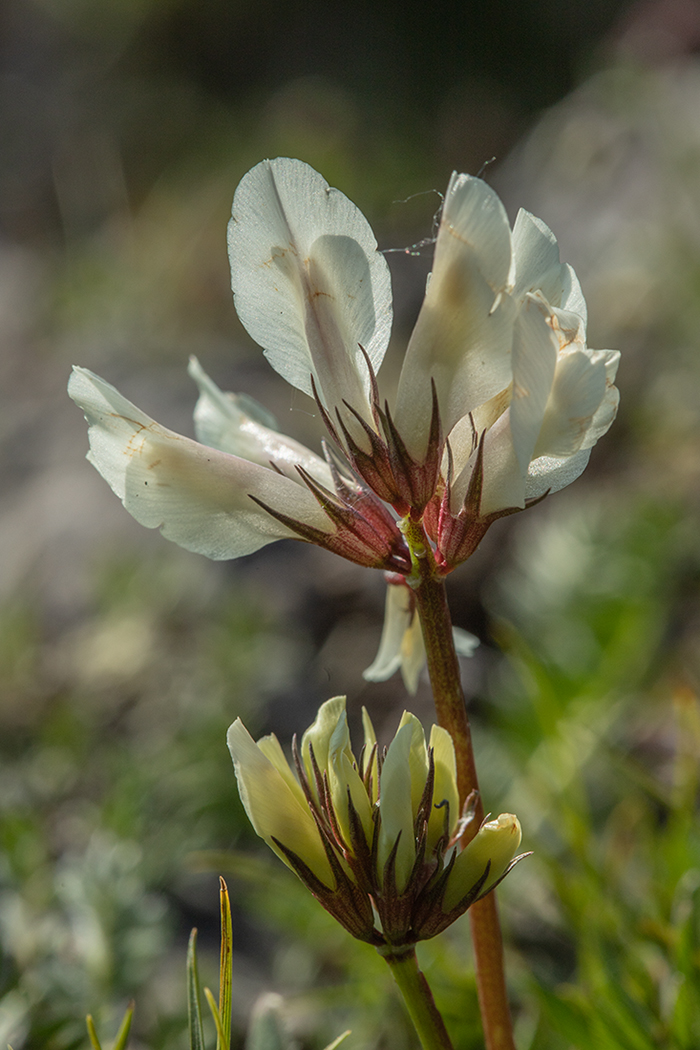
404, 518, 516, 1050
382, 947, 455, 1050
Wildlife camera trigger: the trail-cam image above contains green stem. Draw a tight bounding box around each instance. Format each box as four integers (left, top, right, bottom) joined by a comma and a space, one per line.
404, 518, 516, 1050
382, 947, 454, 1050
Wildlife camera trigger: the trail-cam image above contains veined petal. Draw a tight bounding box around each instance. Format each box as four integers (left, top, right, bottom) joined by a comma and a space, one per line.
533, 349, 607, 459
427, 725, 459, 851
188, 357, 333, 488
378, 722, 416, 893
395, 174, 515, 459
227, 719, 334, 887
511, 210, 567, 307
525, 448, 592, 499
228, 158, 392, 426
579, 349, 620, 447
443, 813, 522, 911
68, 367, 333, 560
509, 294, 559, 476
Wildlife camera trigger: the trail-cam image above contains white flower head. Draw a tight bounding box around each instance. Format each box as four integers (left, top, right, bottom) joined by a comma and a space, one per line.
69, 158, 618, 576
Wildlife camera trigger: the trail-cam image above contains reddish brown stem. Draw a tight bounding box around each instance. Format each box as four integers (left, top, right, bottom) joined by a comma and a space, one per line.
405, 520, 516, 1050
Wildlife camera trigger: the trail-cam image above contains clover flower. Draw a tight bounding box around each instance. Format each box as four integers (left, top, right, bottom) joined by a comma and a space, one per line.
228, 697, 523, 948
69, 158, 618, 581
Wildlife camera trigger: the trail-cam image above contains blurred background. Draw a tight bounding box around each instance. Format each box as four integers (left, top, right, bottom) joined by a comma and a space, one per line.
2, 0, 700, 1047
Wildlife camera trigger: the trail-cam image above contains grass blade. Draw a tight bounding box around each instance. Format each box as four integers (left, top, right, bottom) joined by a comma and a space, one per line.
85, 1016, 102, 1050
112, 1002, 135, 1050
205, 987, 227, 1050
187, 928, 206, 1050
218, 876, 233, 1050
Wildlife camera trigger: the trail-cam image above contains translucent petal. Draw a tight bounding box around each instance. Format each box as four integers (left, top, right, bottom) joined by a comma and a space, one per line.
509, 294, 559, 475
188, 357, 333, 487
511, 209, 567, 307
362, 583, 410, 685
227, 719, 334, 886
394, 174, 516, 459
256, 734, 308, 805
525, 448, 592, 499
68, 367, 334, 561
228, 158, 392, 424
534, 349, 607, 459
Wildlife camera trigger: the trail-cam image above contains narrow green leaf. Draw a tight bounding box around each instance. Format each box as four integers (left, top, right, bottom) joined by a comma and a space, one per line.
218, 876, 233, 1050
86, 1016, 103, 1050
112, 1002, 134, 1050
204, 987, 227, 1050
111, 999, 135, 1050
187, 929, 206, 1050
322, 1030, 352, 1050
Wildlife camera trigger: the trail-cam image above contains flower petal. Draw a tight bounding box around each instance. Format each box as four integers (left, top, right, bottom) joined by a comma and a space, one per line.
228, 158, 392, 424
533, 349, 608, 459
395, 173, 515, 459
509, 294, 559, 476
443, 813, 522, 911
525, 448, 592, 499
378, 722, 416, 893
188, 356, 333, 487
427, 725, 459, 851
68, 366, 333, 560
227, 719, 334, 887
363, 582, 426, 695
397, 711, 429, 815
300, 696, 347, 794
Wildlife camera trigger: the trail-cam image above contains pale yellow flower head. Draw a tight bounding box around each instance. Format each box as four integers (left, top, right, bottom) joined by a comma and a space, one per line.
228, 698, 524, 947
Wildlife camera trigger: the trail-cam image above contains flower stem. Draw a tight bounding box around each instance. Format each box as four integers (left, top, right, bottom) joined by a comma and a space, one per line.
381, 947, 454, 1050
404, 519, 516, 1050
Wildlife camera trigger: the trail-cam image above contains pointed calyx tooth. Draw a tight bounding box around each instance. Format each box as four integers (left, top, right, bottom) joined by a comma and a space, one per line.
228, 698, 525, 948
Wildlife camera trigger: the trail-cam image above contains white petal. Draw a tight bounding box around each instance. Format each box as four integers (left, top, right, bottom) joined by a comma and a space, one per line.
580, 349, 620, 447
509, 294, 559, 475
511, 210, 567, 306
227, 719, 334, 886
363, 583, 426, 695
68, 367, 333, 561
394, 174, 516, 459
453, 410, 525, 517
533, 349, 607, 458
453, 628, 479, 658
188, 357, 333, 487
363, 583, 411, 684
228, 158, 392, 424
525, 448, 592, 499
511, 211, 587, 324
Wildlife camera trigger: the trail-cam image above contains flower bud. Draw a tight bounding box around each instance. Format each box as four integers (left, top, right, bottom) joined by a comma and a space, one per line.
228, 699, 525, 948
